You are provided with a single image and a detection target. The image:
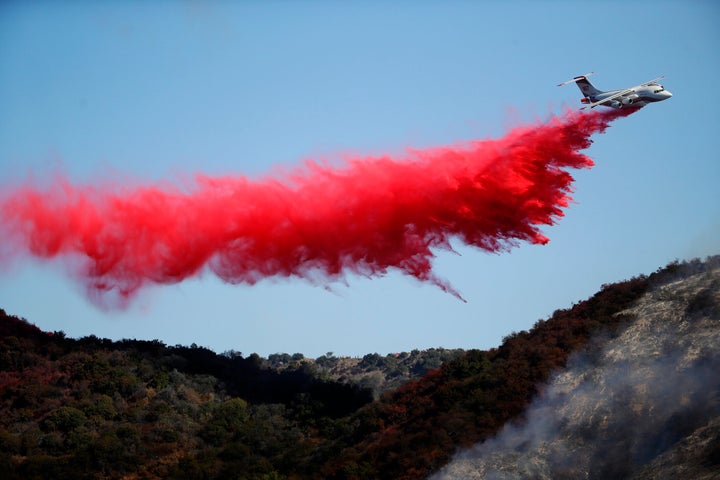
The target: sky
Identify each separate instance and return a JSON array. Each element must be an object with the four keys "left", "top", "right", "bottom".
[{"left": 0, "top": 1, "right": 718, "bottom": 359}]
